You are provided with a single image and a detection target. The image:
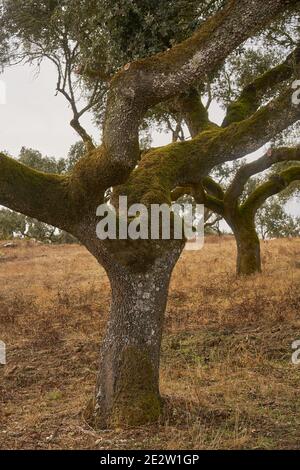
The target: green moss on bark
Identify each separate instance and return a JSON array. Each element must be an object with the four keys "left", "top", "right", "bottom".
[
  {"left": 223, "top": 54, "right": 297, "bottom": 127},
  {"left": 88, "top": 346, "right": 162, "bottom": 429},
  {"left": 115, "top": 127, "right": 226, "bottom": 207},
  {"left": 0, "top": 152, "right": 74, "bottom": 230},
  {"left": 110, "top": 346, "right": 162, "bottom": 428}
]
